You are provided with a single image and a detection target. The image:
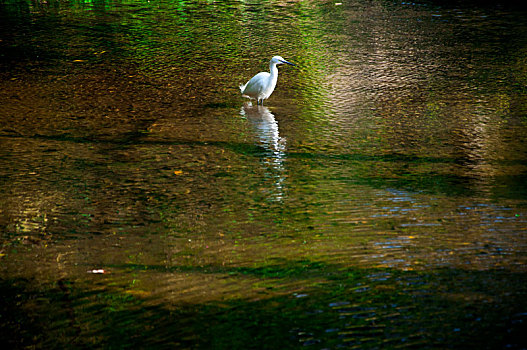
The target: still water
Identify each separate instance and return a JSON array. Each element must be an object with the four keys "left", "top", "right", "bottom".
[{"left": 1, "top": 0, "right": 526, "bottom": 348}]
